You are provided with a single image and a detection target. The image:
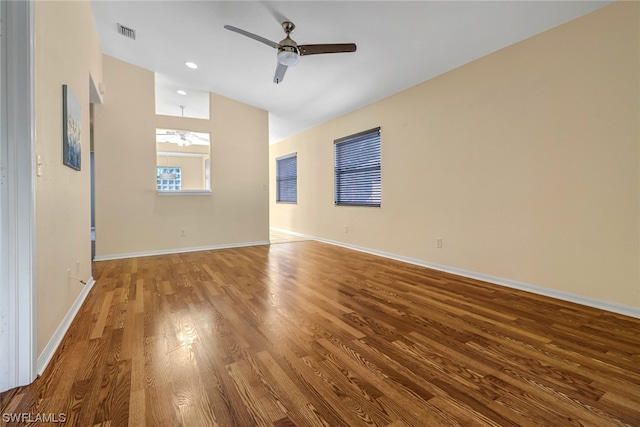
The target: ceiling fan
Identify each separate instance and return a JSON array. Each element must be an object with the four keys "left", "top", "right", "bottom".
[
  {"left": 224, "top": 21, "right": 357, "bottom": 84},
  {"left": 156, "top": 129, "right": 210, "bottom": 147}
]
